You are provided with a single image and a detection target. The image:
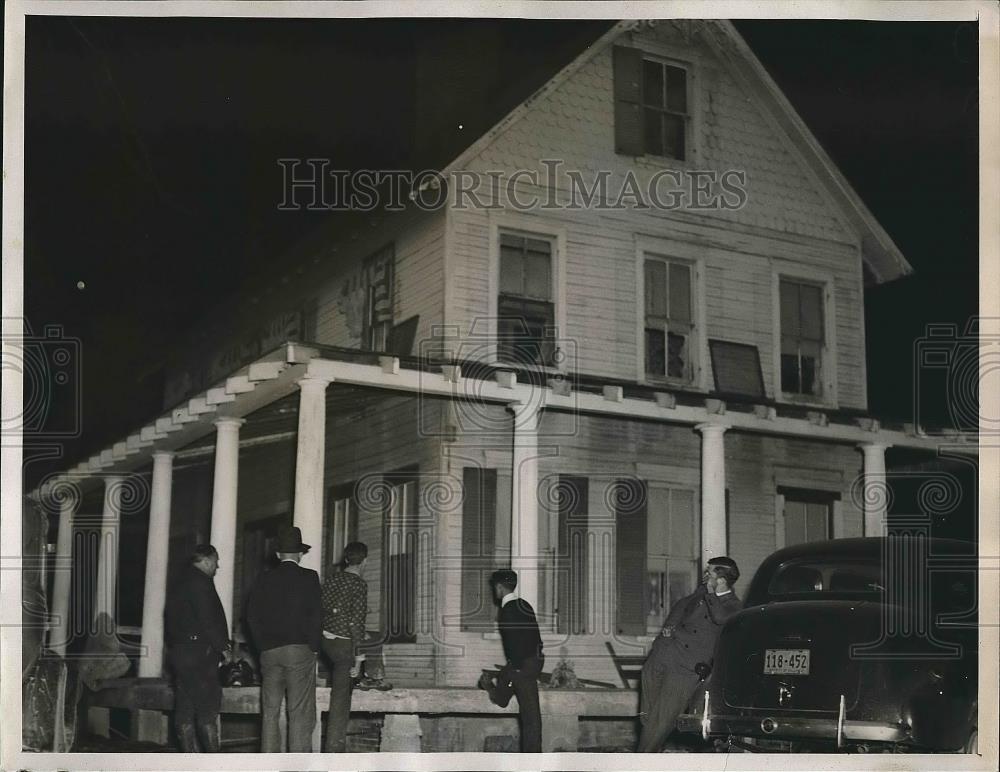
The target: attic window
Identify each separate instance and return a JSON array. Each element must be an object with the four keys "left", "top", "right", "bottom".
[
  {"left": 642, "top": 60, "right": 688, "bottom": 160},
  {"left": 614, "top": 46, "right": 691, "bottom": 161}
]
